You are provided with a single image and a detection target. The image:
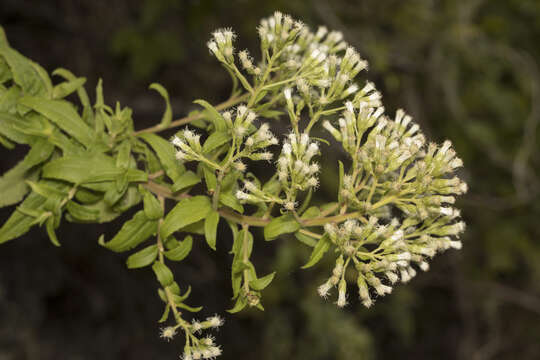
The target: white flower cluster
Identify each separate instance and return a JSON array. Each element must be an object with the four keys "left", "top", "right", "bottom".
[
  {"left": 171, "top": 106, "right": 278, "bottom": 173},
  {"left": 202, "top": 11, "right": 468, "bottom": 313},
  {"left": 318, "top": 216, "right": 466, "bottom": 308},
  {"left": 179, "top": 315, "right": 224, "bottom": 360},
  {"left": 207, "top": 28, "right": 236, "bottom": 64},
  {"left": 277, "top": 133, "right": 320, "bottom": 202},
  {"left": 257, "top": 12, "right": 306, "bottom": 53},
  {"left": 235, "top": 131, "right": 320, "bottom": 210},
  {"left": 172, "top": 128, "right": 203, "bottom": 162}
]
